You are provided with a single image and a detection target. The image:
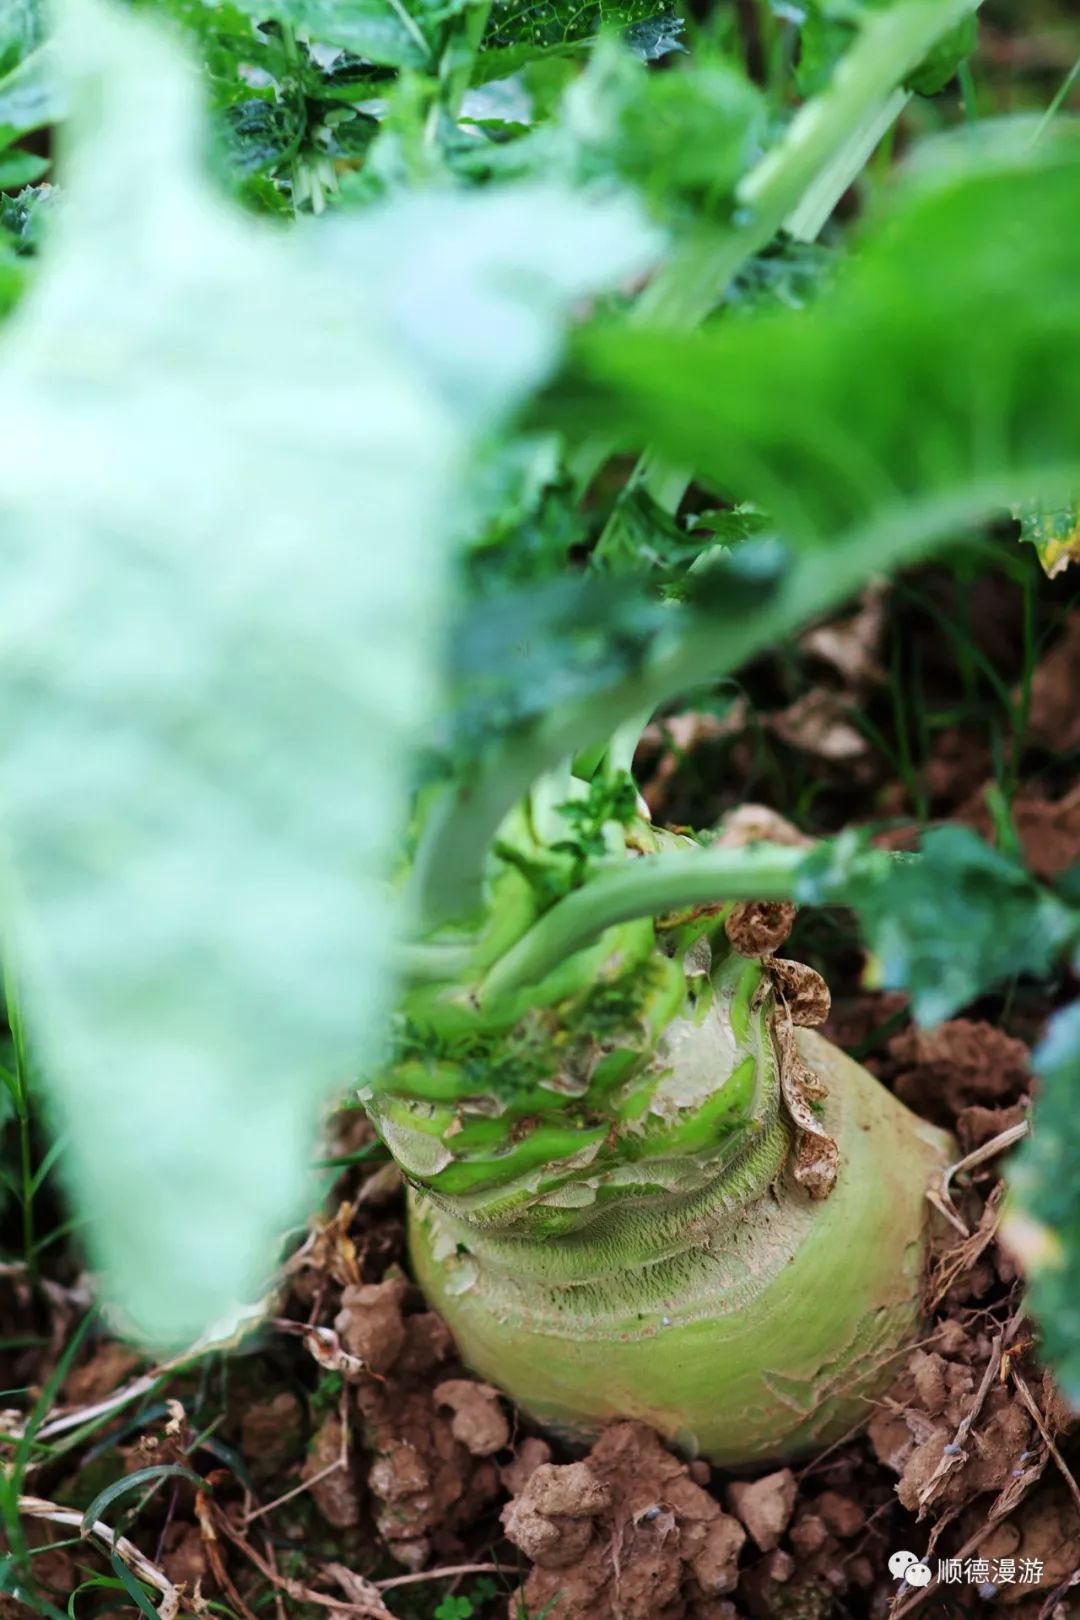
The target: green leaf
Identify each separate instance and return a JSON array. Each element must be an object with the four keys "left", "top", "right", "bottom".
[
  {"left": 1014, "top": 494, "right": 1080, "bottom": 579},
  {"left": 0, "top": 0, "right": 43, "bottom": 74},
  {"left": 0, "top": 0, "right": 653, "bottom": 1344},
  {"left": 478, "top": 0, "right": 680, "bottom": 81},
  {"left": 106, "top": 1553, "right": 159, "bottom": 1620},
  {"left": 572, "top": 138, "right": 1080, "bottom": 553},
  {"left": 622, "top": 10, "right": 684, "bottom": 60},
  {"left": 903, "top": 13, "right": 976, "bottom": 94},
  {"left": 0, "top": 179, "right": 55, "bottom": 250},
  {"left": 815, "top": 827, "right": 1079, "bottom": 1025},
  {"left": 1007, "top": 1004, "right": 1080, "bottom": 1400},
  {"left": 230, "top": 0, "right": 435, "bottom": 69},
  {"left": 218, "top": 97, "right": 305, "bottom": 177},
  {"left": 434, "top": 1597, "right": 475, "bottom": 1620},
  {"left": 81, "top": 1466, "right": 206, "bottom": 1535},
  {"left": 0, "top": 42, "right": 59, "bottom": 141},
  {"left": 562, "top": 42, "right": 766, "bottom": 216},
  {"left": 0, "top": 149, "right": 48, "bottom": 187}
]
